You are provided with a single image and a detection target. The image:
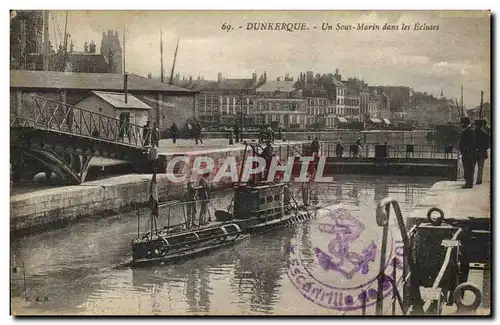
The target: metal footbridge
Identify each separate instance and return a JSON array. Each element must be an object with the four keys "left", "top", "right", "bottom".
[{"left": 11, "top": 95, "right": 151, "bottom": 185}]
